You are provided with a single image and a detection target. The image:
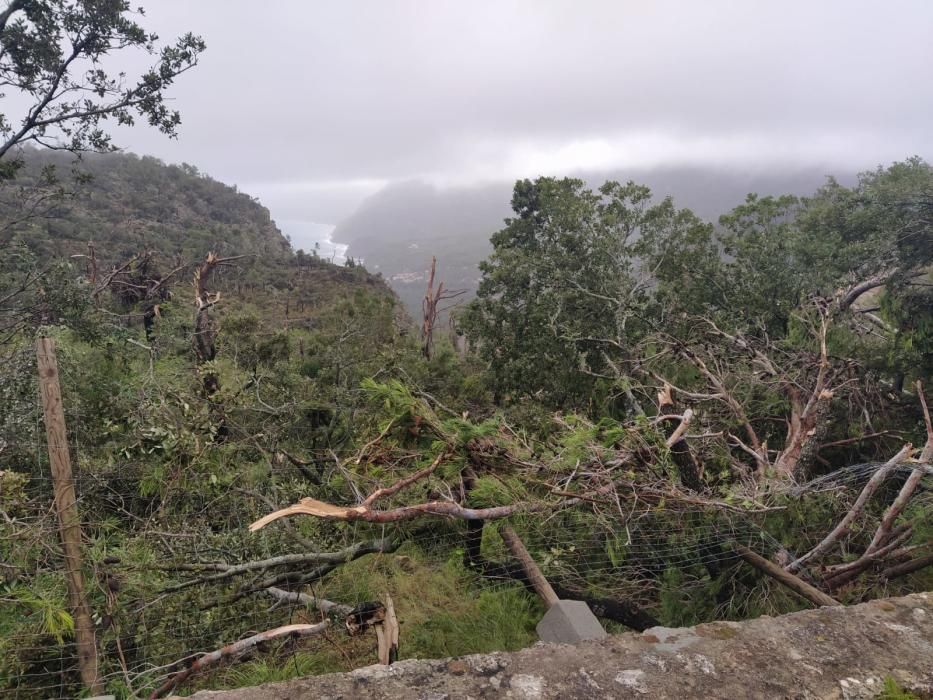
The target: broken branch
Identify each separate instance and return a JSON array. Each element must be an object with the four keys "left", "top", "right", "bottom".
[
  {"left": 785, "top": 444, "right": 914, "bottom": 573},
  {"left": 149, "top": 621, "right": 330, "bottom": 698}
]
